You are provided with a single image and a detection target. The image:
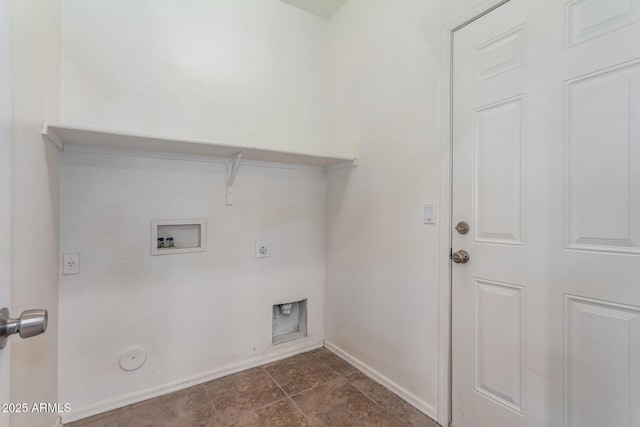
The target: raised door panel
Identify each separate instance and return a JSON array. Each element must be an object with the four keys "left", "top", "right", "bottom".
[
  {"left": 475, "top": 26, "right": 526, "bottom": 82},
  {"left": 473, "top": 96, "right": 525, "bottom": 245},
  {"left": 566, "top": 0, "right": 640, "bottom": 47},
  {"left": 473, "top": 279, "right": 525, "bottom": 414},
  {"left": 565, "top": 295, "right": 640, "bottom": 427},
  {"left": 566, "top": 61, "right": 640, "bottom": 254}
]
